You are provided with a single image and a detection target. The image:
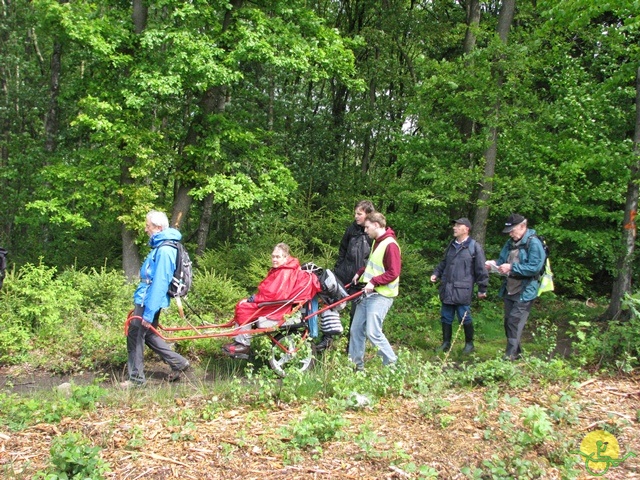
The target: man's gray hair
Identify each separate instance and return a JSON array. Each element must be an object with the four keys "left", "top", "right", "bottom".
[{"left": 147, "top": 210, "right": 169, "bottom": 230}]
